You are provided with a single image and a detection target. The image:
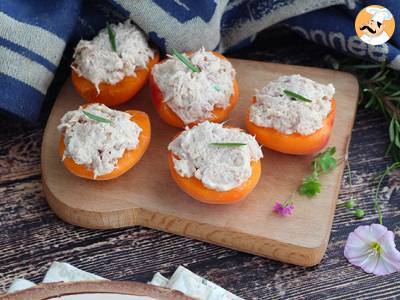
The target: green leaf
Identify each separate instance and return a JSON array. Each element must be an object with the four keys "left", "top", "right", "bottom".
[
  {"left": 389, "top": 90, "right": 400, "bottom": 97},
  {"left": 389, "top": 117, "right": 395, "bottom": 142},
  {"left": 350, "top": 64, "right": 383, "bottom": 70},
  {"left": 312, "top": 147, "right": 337, "bottom": 173},
  {"left": 82, "top": 110, "right": 112, "bottom": 124},
  {"left": 106, "top": 23, "right": 117, "bottom": 52},
  {"left": 364, "top": 95, "right": 377, "bottom": 109},
  {"left": 354, "top": 209, "right": 365, "bottom": 219},
  {"left": 298, "top": 147, "right": 337, "bottom": 198},
  {"left": 171, "top": 48, "right": 200, "bottom": 72},
  {"left": 370, "top": 70, "right": 384, "bottom": 81},
  {"left": 283, "top": 90, "right": 312, "bottom": 103},
  {"left": 395, "top": 133, "right": 400, "bottom": 148},
  {"left": 210, "top": 142, "right": 247, "bottom": 147},
  {"left": 299, "top": 173, "right": 321, "bottom": 197},
  {"left": 345, "top": 199, "right": 355, "bottom": 209}
]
